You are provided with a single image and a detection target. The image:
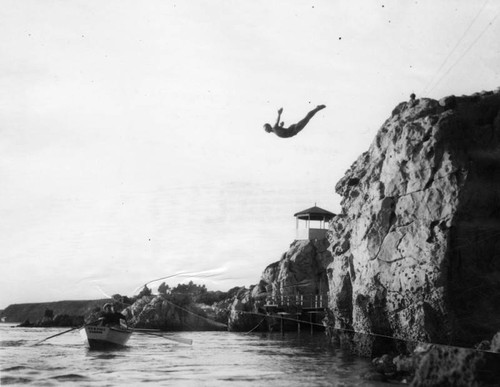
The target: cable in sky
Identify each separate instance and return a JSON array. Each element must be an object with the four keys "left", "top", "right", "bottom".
[
  {"left": 427, "top": 6, "right": 500, "bottom": 96},
  {"left": 421, "top": 0, "right": 490, "bottom": 96},
  {"left": 133, "top": 267, "right": 228, "bottom": 293}
]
